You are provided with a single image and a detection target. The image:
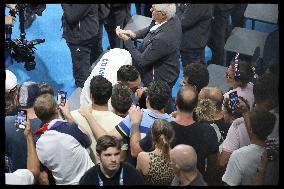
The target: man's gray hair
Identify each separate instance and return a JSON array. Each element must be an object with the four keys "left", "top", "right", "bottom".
[{"left": 155, "top": 4, "right": 176, "bottom": 20}]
